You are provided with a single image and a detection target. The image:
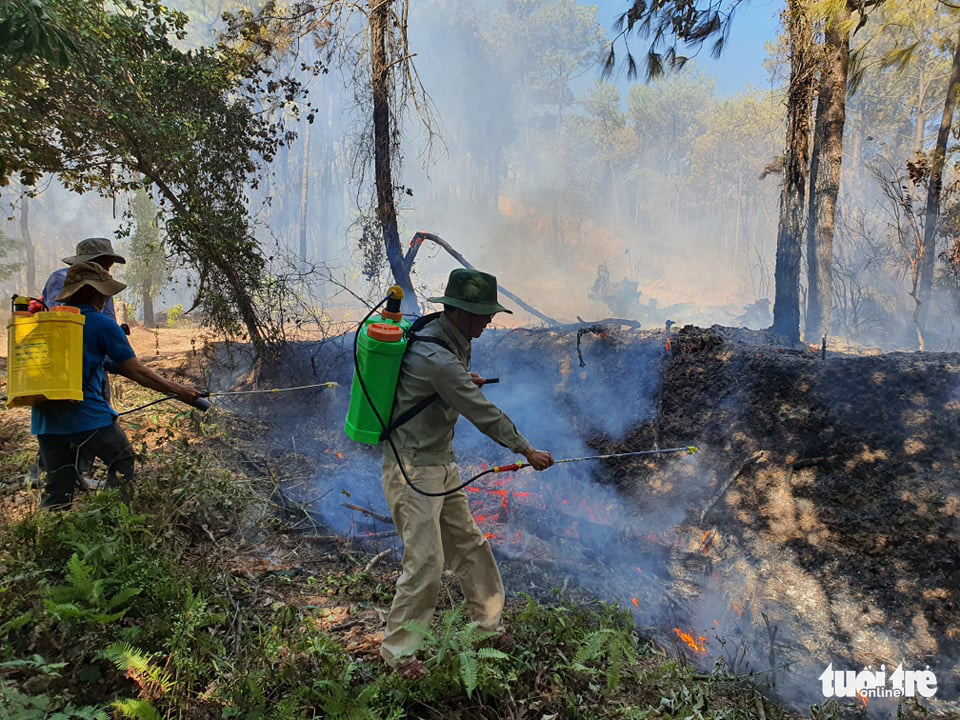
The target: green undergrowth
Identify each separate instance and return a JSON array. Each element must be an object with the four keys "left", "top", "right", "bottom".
[
  {"left": 0, "top": 381, "right": 934, "bottom": 720},
  {"left": 0, "top": 484, "right": 801, "bottom": 720}
]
